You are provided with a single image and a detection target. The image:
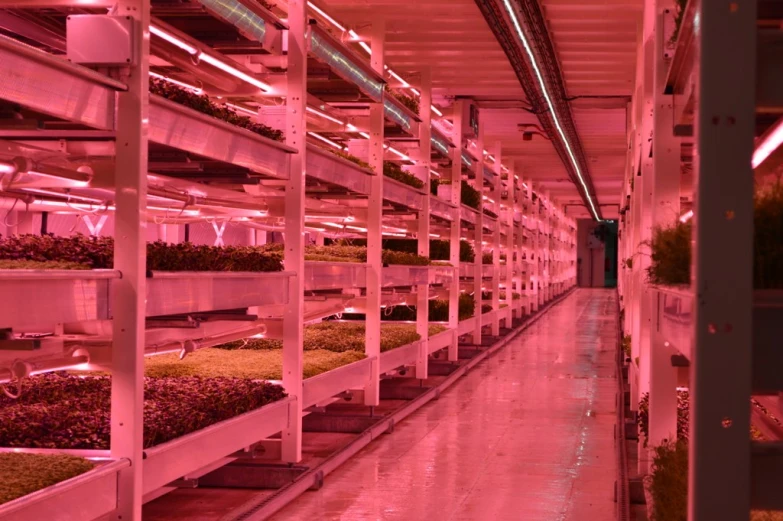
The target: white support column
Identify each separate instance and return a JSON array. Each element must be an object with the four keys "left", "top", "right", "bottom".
[
  {"left": 504, "top": 163, "right": 516, "bottom": 322},
  {"left": 636, "top": 0, "right": 656, "bottom": 429},
  {"left": 415, "top": 68, "right": 432, "bottom": 379},
  {"left": 472, "top": 124, "right": 485, "bottom": 345},
  {"left": 447, "top": 100, "right": 464, "bottom": 361},
  {"left": 111, "top": 2, "right": 149, "bottom": 519},
  {"left": 531, "top": 187, "right": 540, "bottom": 312},
  {"left": 648, "top": 0, "right": 680, "bottom": 451},
  {"left": 364, "top": 19, "right": 385, "bottom": 405},
  {"left": 491, "top": 142, "right": 501, "bottom": 334},
  {"left": 281, "top": 0, "right": 307, "bottom": 462},
  {"left": 690, "top": 1, "right": 755, "bottom": 519}
]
